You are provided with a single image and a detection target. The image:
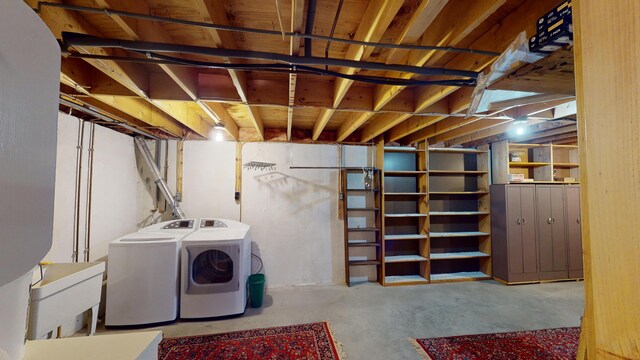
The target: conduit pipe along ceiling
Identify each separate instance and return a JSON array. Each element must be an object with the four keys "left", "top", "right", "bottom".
[{"left": 60, "top": 32, "right": 483, "bottom": 87}]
